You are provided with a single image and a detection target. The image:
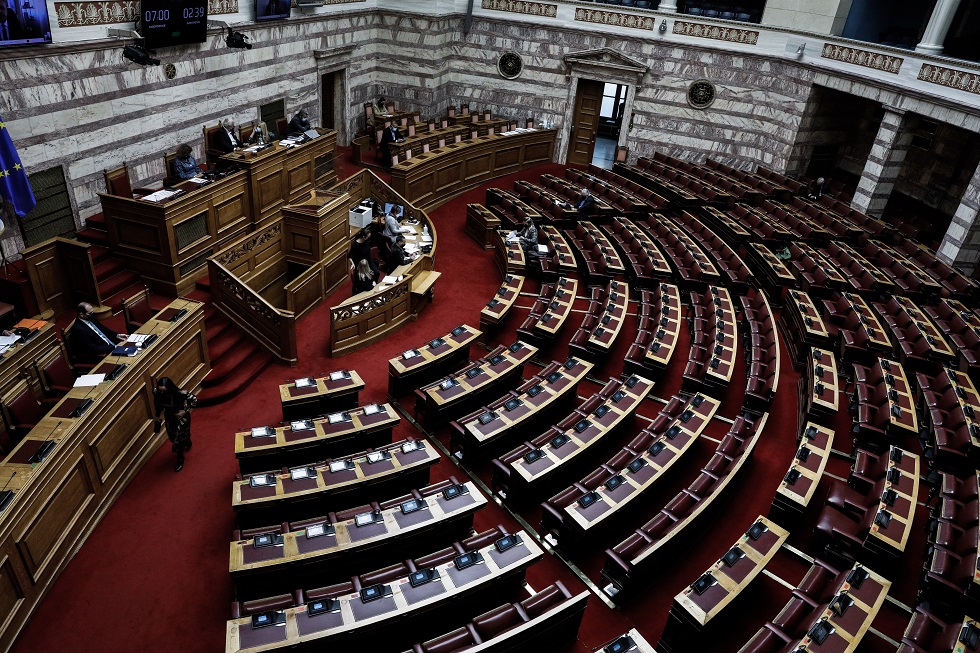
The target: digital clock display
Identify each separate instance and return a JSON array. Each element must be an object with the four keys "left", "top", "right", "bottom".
[{"left": 140, "top": 0, "right": 208, "bottom": 49}]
